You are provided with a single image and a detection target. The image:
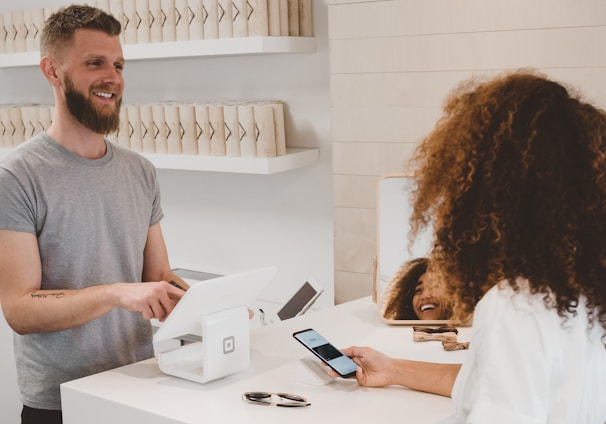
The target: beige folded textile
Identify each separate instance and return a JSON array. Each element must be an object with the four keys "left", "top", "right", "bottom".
[
  {"left": 412, "top": 325, "right": 458, "bottom": 343},
  {"left": 442, "top": 340, "right": 470, "bottom": 351}
]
